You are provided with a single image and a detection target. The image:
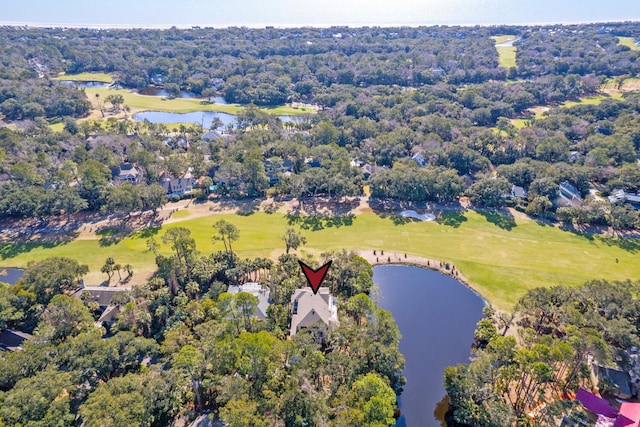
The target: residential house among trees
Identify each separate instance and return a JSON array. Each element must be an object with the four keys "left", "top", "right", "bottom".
[
  {"left": 559, "top": 181, "right": 583, "bottom": 206},
  {"left": 227, "top": 282, "right": 271, "bottom": 320},
  {"left": 290, "top": 287, "right": 339, "bottom": 342},
  {"left": 111, "top": 163, "right": 143, "bottom": 185},
  {"left": 159, "top": 174, "right": 194, "bottom": 197},
  {"left": 0, "top": 330, "right": 32, "bottom": 351}
]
